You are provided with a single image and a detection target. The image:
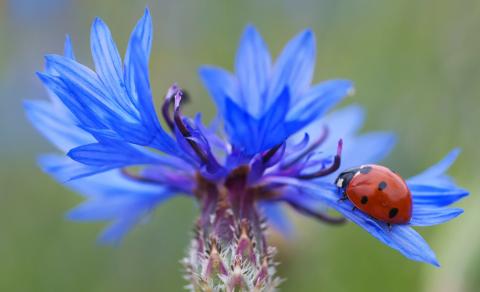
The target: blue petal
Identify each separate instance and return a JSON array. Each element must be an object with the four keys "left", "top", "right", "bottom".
[
  {"left": 90, "top": 17, "right": 132, "bottom": 113},
  {"left": 223, "top": 96, "right": 255, "bottom": 152},
  {"left": 407, "top": 149, "right": 468, "bottom": 209},
  {"left": 42, "top": 58, "right": 141, "bottom": 143},
  {"left": 38, "top": 70, "right": 151, "bottom": 149},
  {"left": 44, "top": 55, "right": 117, "bottom": 114},
  {"left": 324, "top": 188, "right": 438, "bottom": 266},
  {"left": 97, "top": 218, "right": 139, "bottom": 245},
  {"left": 410, "top": 207, "right": 463, "bottom": 226},
  {"left": 42, "top": 48, "right": 179, "bottom": 155},
  {"left": 60, "top": 163, "right": 168, "bottom": 196},
  {"left": 125, "top": 8, "right": 152, "bottom": 62},
  {"left": 63, "top": 169, "right": 174, "bottom": 244},
  {"left": 256, "top": 87, "right": 291, "bottom": 150},
  {"left": 42, "top": 155, "right": 176, "bottom": 244},
  {"left": 198, "top": 66, "right": 239, "bottom": 115},
  {"left": 287, "top": 79, "right": 354, "bottom": 123},
  {"left": 408, "top": 149, "right": 461, "bottom": 188},
  {"left": 321, "top": 106, "right": 396, "bottom": 166},
  {"left": 64, "top": 35, "right": 76, "bottom": 60},
  {"left": 39, "top": 154, "right": 112, "bottom": 181},
  {"left": 129, "top": 38, "right": 181, "bottom": 154},
  {"left": 24, "top": 100, "right": 94, "bottom": 152},
  {"left": 36, "top": 72, "right": 106, "bottom": 130},
  {"left": 235, "top": 25, "right": 271, "bottom": 116},
  {"left": 260, "top": 202, "right": 293, "bottom": 237},
  {"left": 124, "top": 8, "right": 153, "bottom": 104},
  {"left": 345, "top": 212, "right": 439, "bottom": 266},
  {"left": 224, "top": 87, "right": 292, "bottom": 154},
  {"left": 340, "top": 132, "right": 396, "bottom": 169},
  {"left": 268, "top": 29, "right": 316, "bottom": 105},
  {"left": 67, "top": 142, "right": 163, "bottom": 168},
  {"left": 67, "top": 197, "right": 156, "bottom": 221},
  {"left": 410, "top": 185, "right": 468, "bottom": 208},
  {"left": 45, "top": 36, "right": 76, "bottom": 75},
  {"left": 290, "top": 104, "right": 365, "bottom": 149}
]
